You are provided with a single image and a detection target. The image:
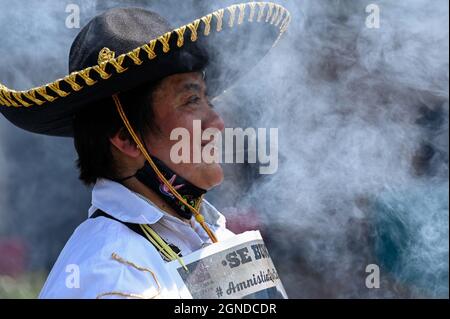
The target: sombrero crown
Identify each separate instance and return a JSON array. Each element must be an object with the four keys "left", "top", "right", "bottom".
[{"left": 0, "top": 2, "right": 291, "bottom": 137}]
